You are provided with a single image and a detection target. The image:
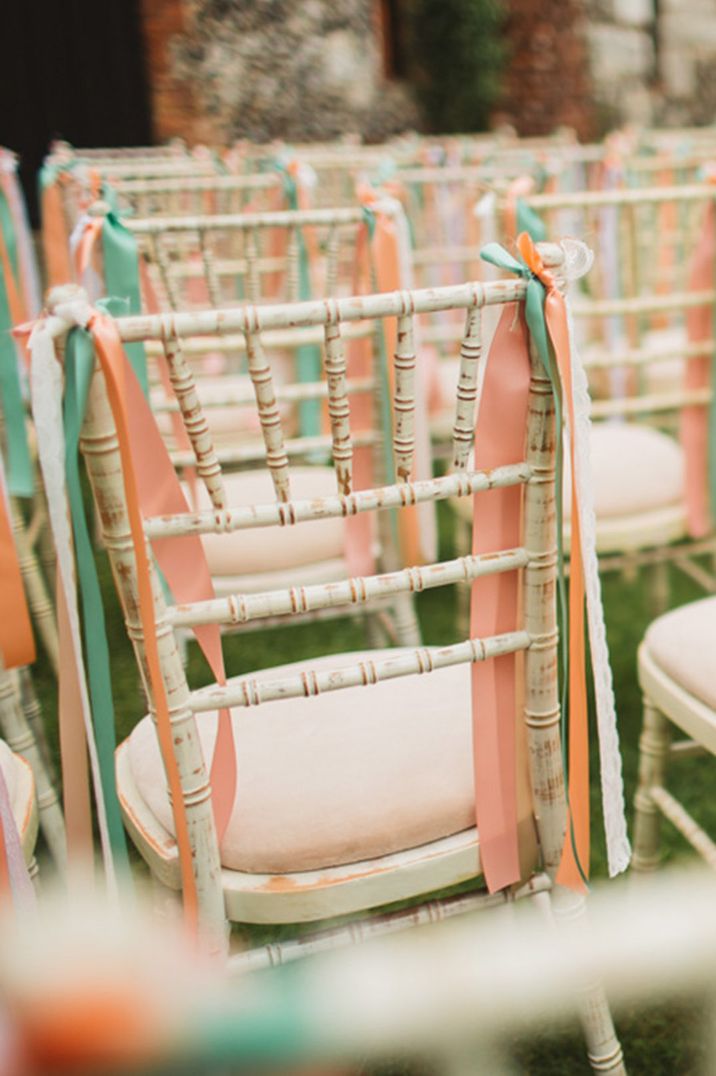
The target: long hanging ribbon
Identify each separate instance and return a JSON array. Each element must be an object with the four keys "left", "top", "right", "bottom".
[
  {"left": 39, "top": 163, "right": 75, "bottom": 288},
  {"left": 27, "top": 320, "right": 116, "bottom": 884},
  {"left": 682, "top": 198, "right": 716, "bottom": 537},
  {"left": 0, "top": 448, "right": 34, "bottom": 670},
  {"left": 0, "top": 150, "right": 41, "bottom": 317},
  {"left": 100, "top": 212, "right": 150, "bottom": 396},
  {"left": 63, "top": 327, "right": 131, "bottom": 867},
  {"left": 0, "top": 450, "right": 36, "bottom": 908},
  {"left": 26, "top": 298, "right": 238, "bottom": 925},
  {"left": 469, "top": 302, "right": 531, "bottom": 891},
  {"left": 74, "top": 227, "right": 234, "bottom": 814},
  {"left": 0, "top": 224, "right": 33, "bottom": 497}
]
